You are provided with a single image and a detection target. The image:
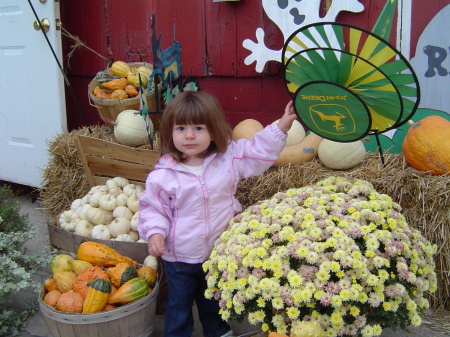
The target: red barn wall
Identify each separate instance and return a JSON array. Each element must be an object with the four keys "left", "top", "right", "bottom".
[{"left": 60, "top": 0, "right": 450, "bottom": 131}]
